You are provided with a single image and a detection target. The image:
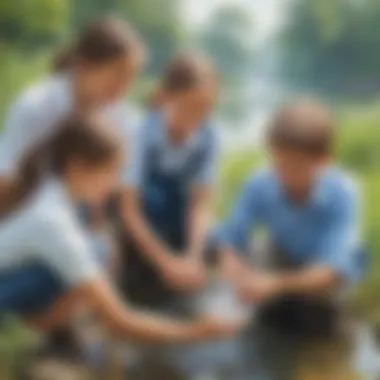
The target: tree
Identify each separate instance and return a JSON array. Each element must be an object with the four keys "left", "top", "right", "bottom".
[
  {"left": 198, "top": 6, "right": 255, "bottom": 86},
  {"left": 196, "top": 6, "right": 255, "bottom": 122},
  {"left": 0, "top": 0, "right": 69, "bottom": 49},
  {"left": 279, "top": 0, "right": 380, "bottom": 96}
]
